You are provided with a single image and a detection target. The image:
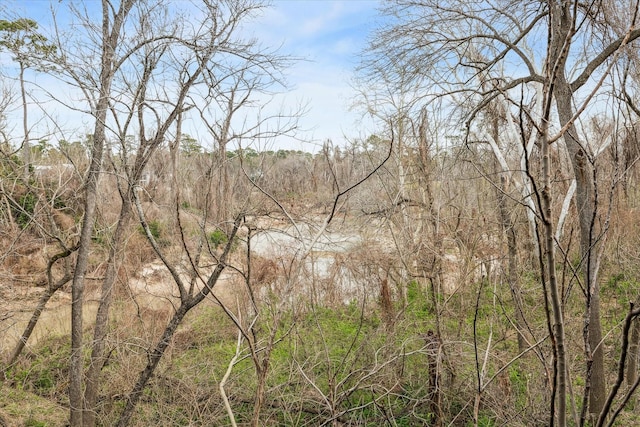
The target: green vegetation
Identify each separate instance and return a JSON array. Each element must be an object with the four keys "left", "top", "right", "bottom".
[
  {"left": 1, "top": 338, "right": 69, "bottom": 426},
  {"left": 3, "top": 2, "right": 640, "bottom": 425},
  {"left": 137, "top": 219, "right": 170, "bottom": 246},
  {"left": 207, "top": 228, "right": 228, "bottom": 248},
  {"left": 406, "top": 279, "right": 432, "bottom": 321},
  {"left": 0, "top": 386, "right": 66, "bottom": 427},
  {"left": 3, "top": 265, "right": 639, "bottom": 425},
  {"left": 15, "top": 191, "right": 37, "bottom": 229}
]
